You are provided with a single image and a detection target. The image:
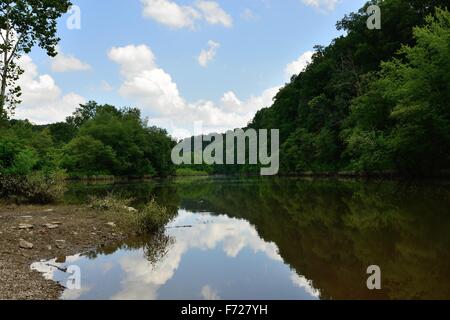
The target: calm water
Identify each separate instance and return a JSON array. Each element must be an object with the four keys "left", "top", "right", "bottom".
[{"left": 32, "top": 177, "right": 450, "bottom": 300}]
